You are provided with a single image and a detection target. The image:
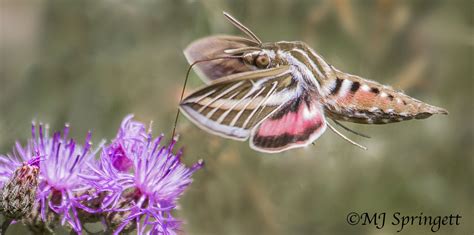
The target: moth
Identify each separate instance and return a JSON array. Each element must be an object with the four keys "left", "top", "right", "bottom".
[{"left": 178, "top": 12, "right": 447, "bottom": 153}]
